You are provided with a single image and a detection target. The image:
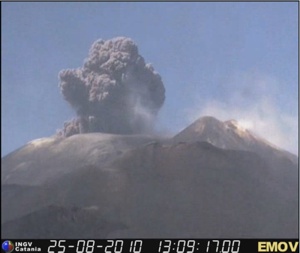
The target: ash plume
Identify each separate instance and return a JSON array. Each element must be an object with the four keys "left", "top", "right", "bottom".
[{"left": 58, "top": 37, "right": 165, "bottom": 137}]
